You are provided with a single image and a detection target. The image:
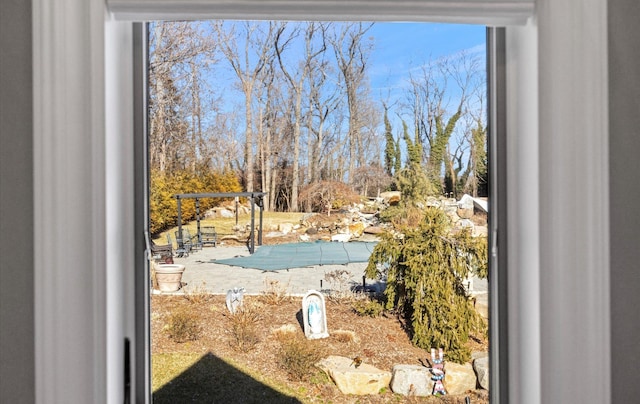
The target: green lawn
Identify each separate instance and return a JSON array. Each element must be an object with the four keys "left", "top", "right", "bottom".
[
  {"left": 152, "top": 352, "right": 302, "bottom": 403},
  {"left": 152, "top": 212, "right": 306, "bottom": 246}
]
